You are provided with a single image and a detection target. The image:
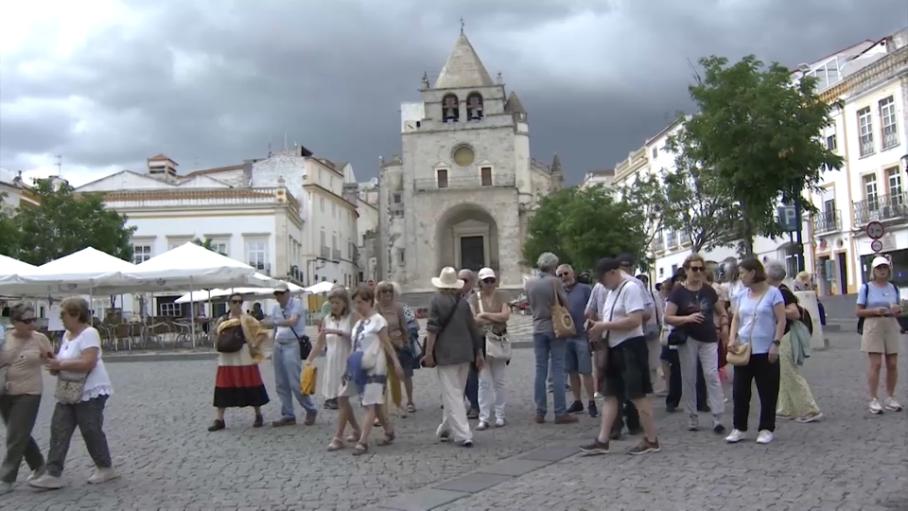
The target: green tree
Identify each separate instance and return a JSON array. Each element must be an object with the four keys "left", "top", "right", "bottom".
[
  {"left": 523, "top": 186, "right": 647, "bottom": 272},
  {"left": 681, "top": 55, "right": 843, "bottom": 255},
  {"left": 663, "top": 134, "right": 738, "bottom": 253},
  {"left": 0, "top": 193, "right": 21, "bottom": 256},
  {"left": 13, "top": 179, "right": 135, "bottom": 265},
  {"left": 617, "top": 172, "right": 669, "bottom": 268}
]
